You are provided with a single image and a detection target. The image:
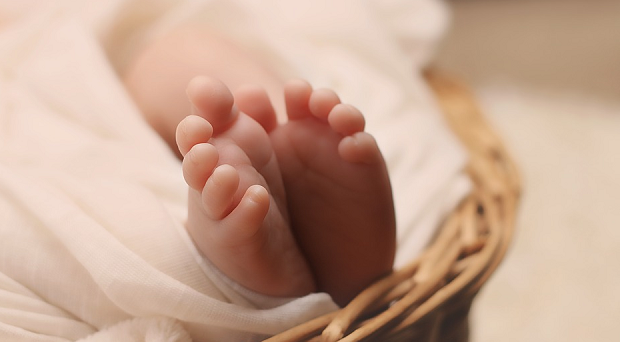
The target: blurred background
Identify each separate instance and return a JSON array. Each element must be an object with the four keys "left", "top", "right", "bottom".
[{"left": 434, "top": 0, "right": 620, "bottom": 341}]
